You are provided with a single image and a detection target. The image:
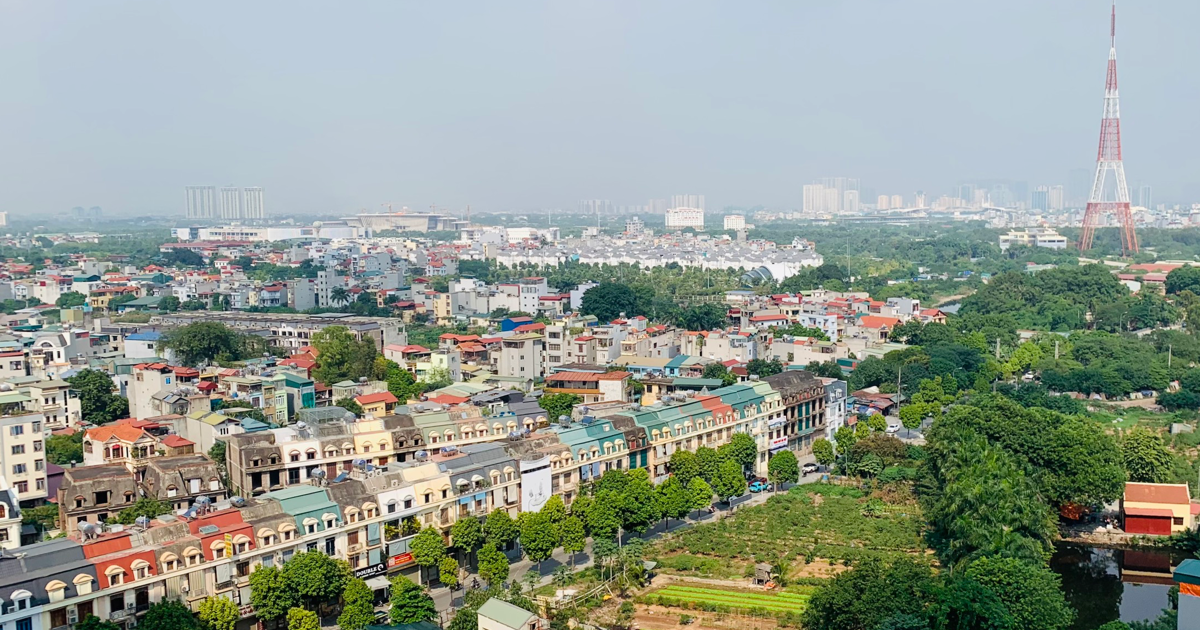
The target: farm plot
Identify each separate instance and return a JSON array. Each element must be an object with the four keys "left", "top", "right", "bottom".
[{"left": 641, "top": 583, "right": 810, "bottom": 617}]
